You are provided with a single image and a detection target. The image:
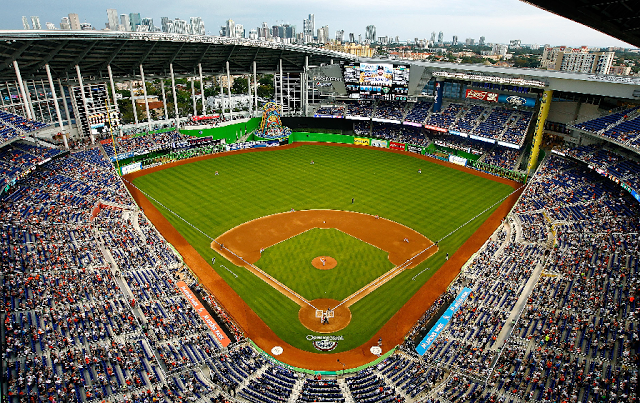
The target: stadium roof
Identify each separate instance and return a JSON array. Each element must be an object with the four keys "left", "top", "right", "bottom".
[
  {"left": 522, "top": 0, "right": 640, "bottom": 48},
  {"left": 0, "top": 30, "right": 357, "bottom": 83}
]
